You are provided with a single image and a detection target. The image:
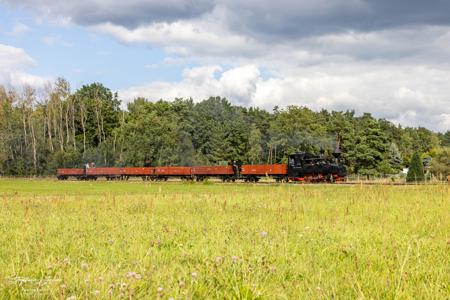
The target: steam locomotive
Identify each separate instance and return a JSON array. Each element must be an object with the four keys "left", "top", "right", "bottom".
[{"left": 57, "top": 151, "right": 347, "bottom": 182}]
